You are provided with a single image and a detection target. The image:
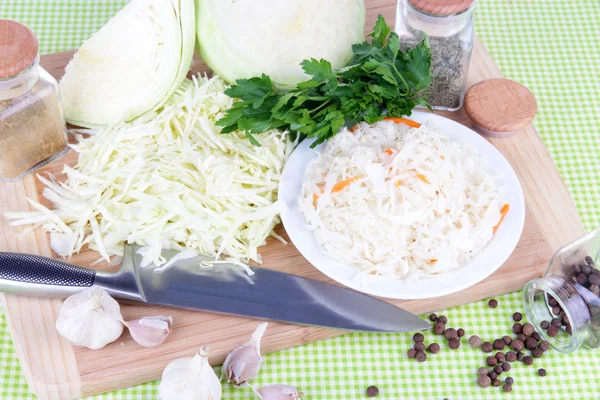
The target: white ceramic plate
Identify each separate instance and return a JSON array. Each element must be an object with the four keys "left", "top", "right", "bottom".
[{"left": 279, "top": 111, "right": 526, "bottom": 300}]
